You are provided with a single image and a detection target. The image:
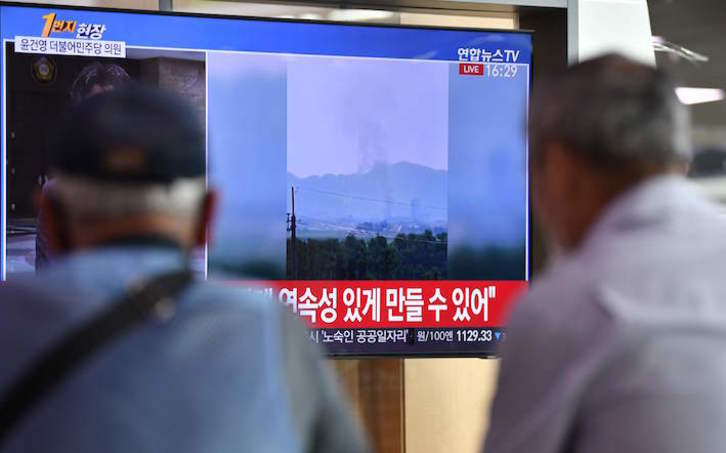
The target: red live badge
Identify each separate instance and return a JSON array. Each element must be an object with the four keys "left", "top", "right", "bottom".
[{"left": 459, "top": 63, "right": 484, "bottom": 76}]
